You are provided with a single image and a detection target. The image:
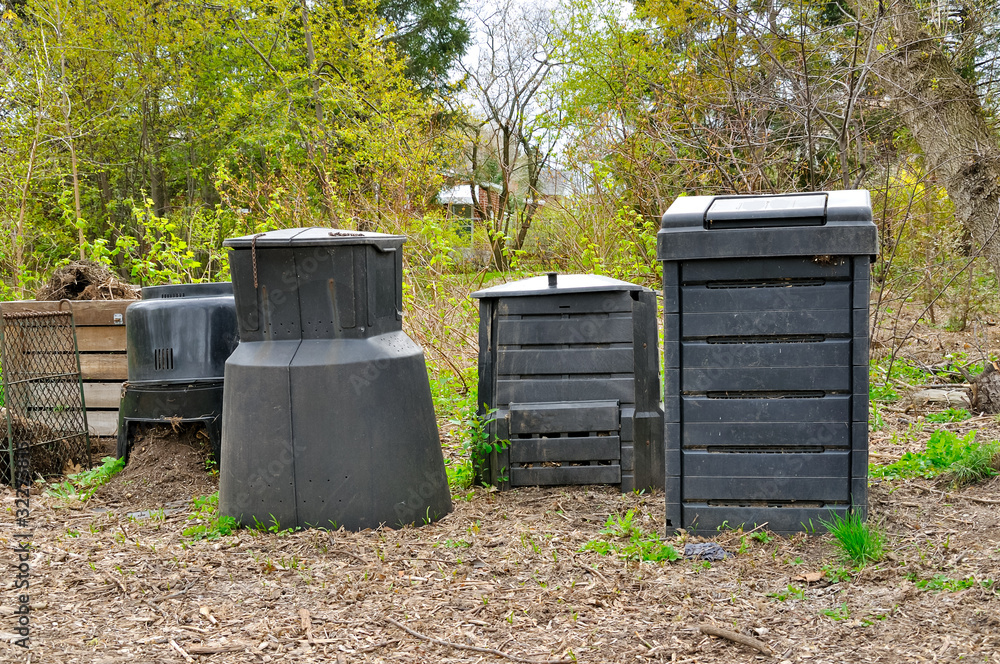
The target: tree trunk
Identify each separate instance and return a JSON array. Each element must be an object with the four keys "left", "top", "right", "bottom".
[
  {"left": 857, "top": 0, "right": 1000, "bottom": 274},
  {"left": 15, "top": 112, "right": 42, "bottom": 297}
]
